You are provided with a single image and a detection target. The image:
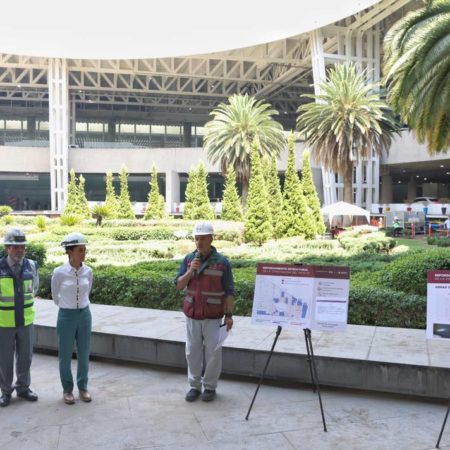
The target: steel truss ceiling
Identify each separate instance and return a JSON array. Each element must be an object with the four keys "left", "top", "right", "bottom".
[{"left": 0, "top": 0, "right": 417, "bottom": 125}]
